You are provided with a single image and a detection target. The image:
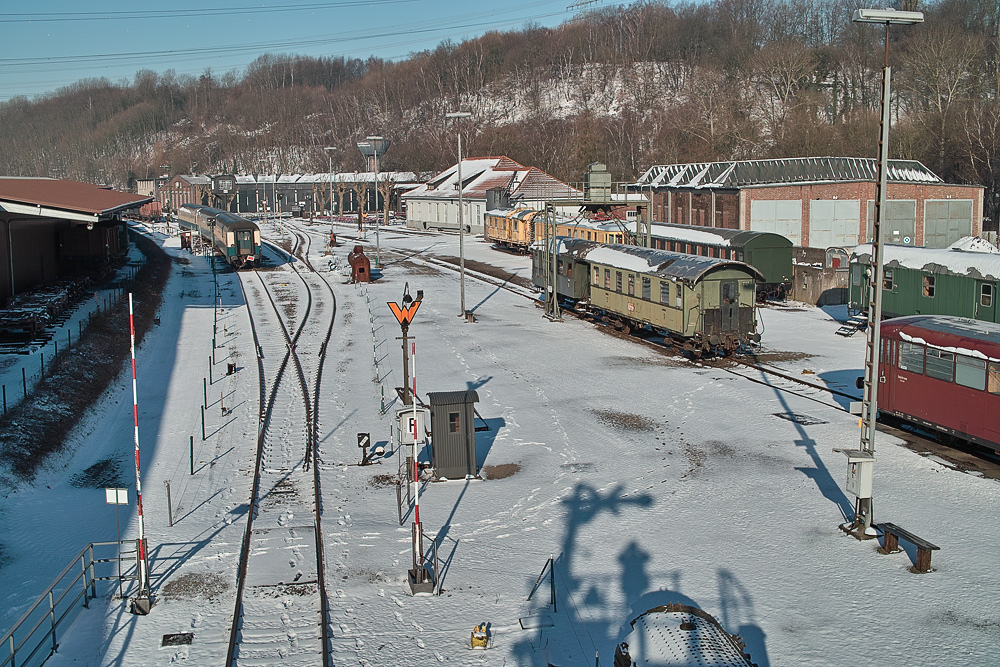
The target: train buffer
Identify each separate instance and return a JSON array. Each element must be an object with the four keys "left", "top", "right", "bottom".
[
  {"left": 836, "top": 314, "right": 868, "bottom": 337},
  {"left": 877, "top": 522, "right": 939, "bottom": 573}
]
